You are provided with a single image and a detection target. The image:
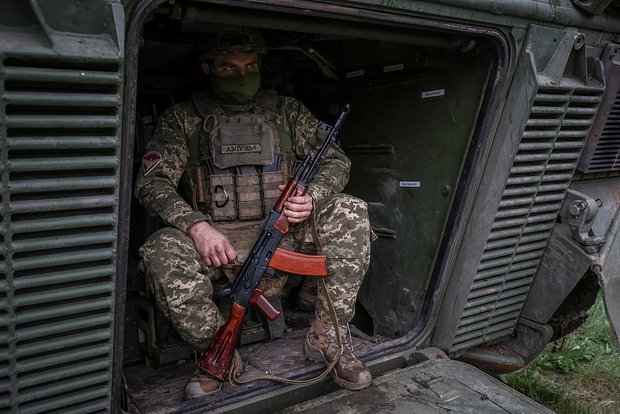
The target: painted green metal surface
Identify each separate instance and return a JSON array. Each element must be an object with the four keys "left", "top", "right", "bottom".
[
  {"left": 3, "top": 0, "right": 620, "bottom": 412},
  {"left": 279, "top": 350, "right": 554, "bottom": 414},
  {"left": 0, "top": 1, "right": 124, "bottom": 412},
  {"left": 336, "top": 0, "right": 620, "bottom": 33},
  {"left": 342, "top": 46, "right": 494, "bottom": 338},
  {"left": 434, "top": 24, "right": 606, "bottom": 353}
]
